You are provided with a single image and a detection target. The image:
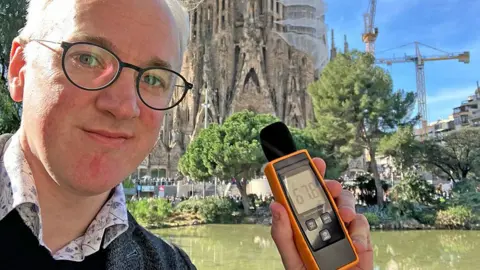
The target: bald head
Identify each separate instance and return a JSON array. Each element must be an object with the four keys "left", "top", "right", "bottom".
[{"left": 19, "top": 0, "right": 190, "bottom": 69}]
